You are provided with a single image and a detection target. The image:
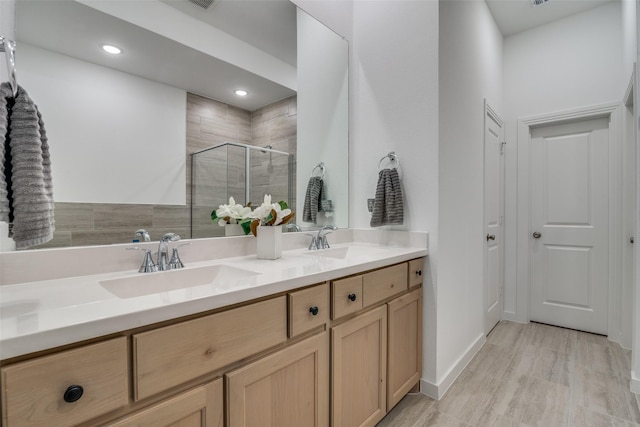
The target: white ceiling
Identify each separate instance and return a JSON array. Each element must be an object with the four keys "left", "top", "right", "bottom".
[
  {"left": 161, "top": 0, "right": 297, "bottom": 67},
  {"left": 16, "top": 0, "right": 617, "bottom": 111},
  {"left": 486, "top": 0, "right": 616, "bottom": 36},
  {"left": 15, "top": 0, "right": 297, "bottom": 111}
]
